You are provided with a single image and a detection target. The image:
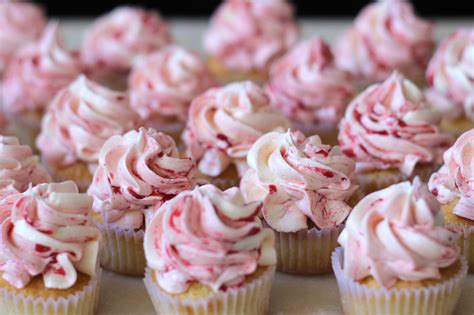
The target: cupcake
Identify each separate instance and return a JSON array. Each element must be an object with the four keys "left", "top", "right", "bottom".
[
  {"left": 81, "top": 6, "right": 172, "bottom": 90},
  {"left": 128, "top": 45, "right": 217, "bottom": 142},
  {"left": 203, "top": 0, "right": 299, "bottom": 84},
  {"left": 1, "top": 22, "right": 82, "bottom": 149},
  {"left": 335, "top": 0, "right": 434, "bottom": 88},
  {"left": 0, "top": 181, "right": 102, "bottom": 315},
  {"left": 241, "top": 129, "right": 358, "bottom": 274},
  {"left": 0, "top": 111, "right": 7, "bottom": 135},
  {"left": 333, "top": 178, "right": 467, "bottom": 315},
  {"left": 144, "top": 184, "right": 276, "bottom": 314},
  {"left": 87, "top": 128, "right": 198, "bottom": 276},
  {"left": 338, "top": 72, "right": 453, "bottom": 195},
  {"left": 426, "top": 28, "right": 474, "bottom": 137},
  {"left": 266, "top": 37, "right": 354, "bottom": 145},
  {"left": 36, "top": 75, "right": 138, "bottom": 192},
  {"left": 0, "top": 1, "right": 45, "bottom": 77},
  {"left": 429, "top": 129, "right": 474, "bottom": 271},
  {"left": 183, "top": 81, "right": 291, "bottom": 189}
]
